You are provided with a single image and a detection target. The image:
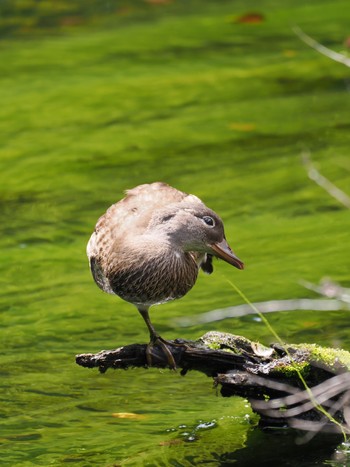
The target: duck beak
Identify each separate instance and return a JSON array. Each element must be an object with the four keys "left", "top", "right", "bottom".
[{"left": 210, "top": 238, "right": 244, "bottom": 270}]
